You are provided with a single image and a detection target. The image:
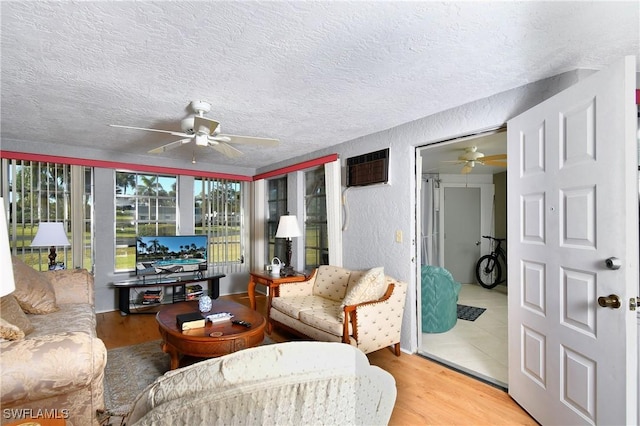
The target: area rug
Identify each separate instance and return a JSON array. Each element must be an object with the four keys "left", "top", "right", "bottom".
[
  {"left": 102, "top": 335, "right": 275, "bottom": 421},
  {"left": 457, "top": 304, "right": 486, "bottom": 321}
]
